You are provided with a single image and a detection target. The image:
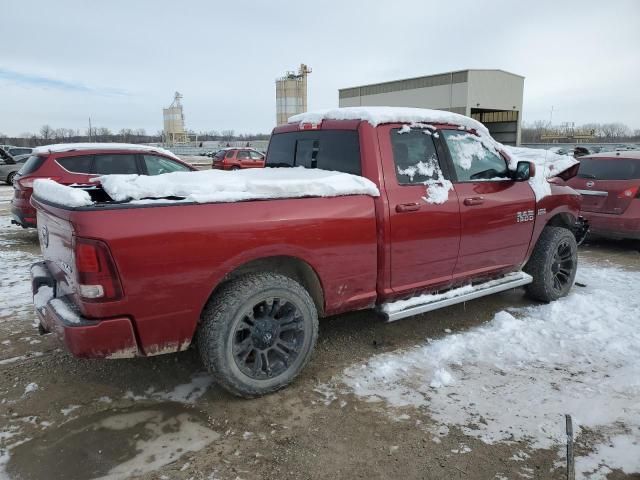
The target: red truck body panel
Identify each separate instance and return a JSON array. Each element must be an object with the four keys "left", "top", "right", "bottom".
[{"left": 31, "top": 119, "right": 581, "bottom": 359}]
